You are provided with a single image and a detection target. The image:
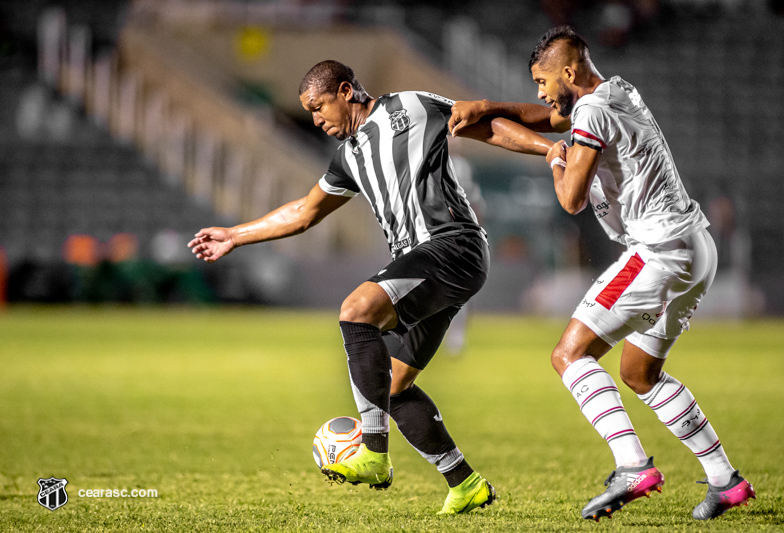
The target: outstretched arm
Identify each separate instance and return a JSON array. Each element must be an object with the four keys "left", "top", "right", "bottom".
[
  {"left": 455, "top": 116, "right": 554, "bottom": 156},
  {"left": 450, "top": 100, "right": 571, "bottom": 136},
  {"left": 188, "top": 183, "right": 351, "bottom": 262}
]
